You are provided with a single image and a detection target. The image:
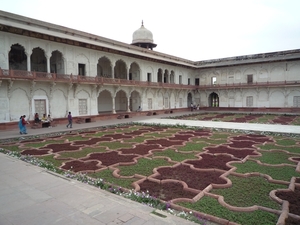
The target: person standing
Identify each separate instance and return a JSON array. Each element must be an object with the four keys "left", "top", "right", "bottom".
[
  {"left": 66, "top": 111, "right": 72, "bottom": 128},
  {"left": 18, "top": 115, "right": 23, "bottom": 134},
  {"left": 190, "top": 103, "right": 193, "bottom": 111},
  {"left": 21, "top": 115, "right": 28, "bottom": 134}
]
